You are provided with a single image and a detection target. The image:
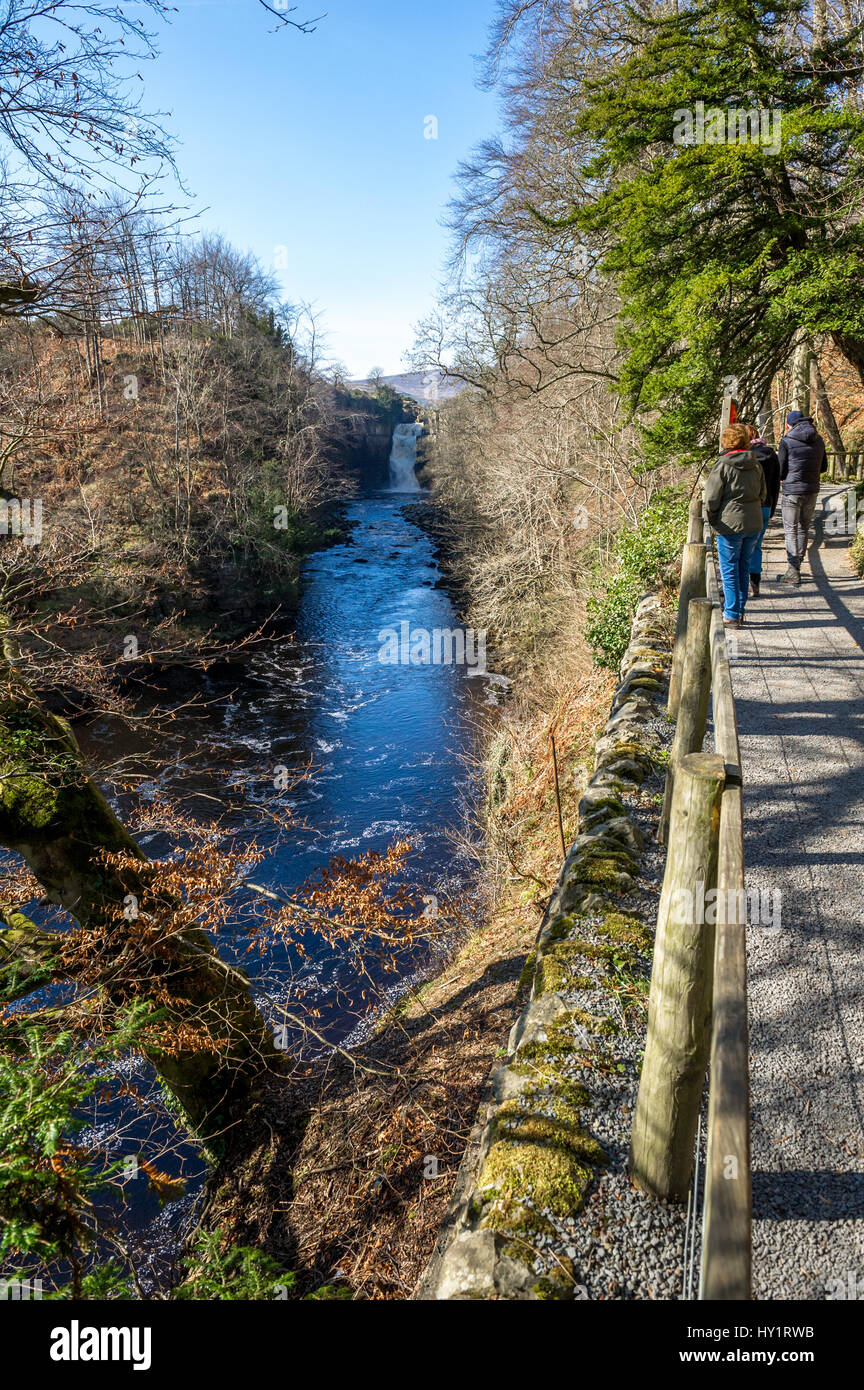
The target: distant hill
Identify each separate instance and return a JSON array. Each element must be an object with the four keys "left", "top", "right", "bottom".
[{"left": 349, "top": 369, "right": 465, "bottom": 405}]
